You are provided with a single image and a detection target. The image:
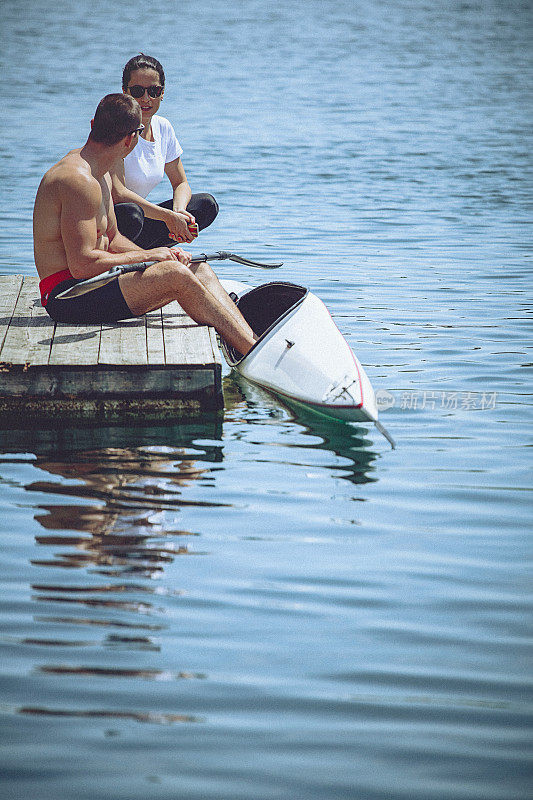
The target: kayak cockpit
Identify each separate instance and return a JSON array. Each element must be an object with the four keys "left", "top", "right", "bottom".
[{"left": 225, "top": 282, "right": 307, "bottom": 365}]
